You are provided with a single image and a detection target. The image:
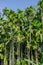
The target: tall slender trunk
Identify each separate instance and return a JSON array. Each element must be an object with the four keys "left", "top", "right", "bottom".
[
  {"left": 11, "top": 40, "right": 14, "bottom": 65},
  {"left": 27, "top": 37, "right": 30, "bottom": 65},
  {"left": 27, "top": 29, "right": 31, "bottom": 65},
  {"left": 17, "top": 43, "right": 20, "bottom": 65},
  {"left": 9, "top": 40, "right": 14, "bottom": 65},
  {"left": 4, "top": 45, "right": 7, "bottom": 65},
  {"left": 28, "top": 22, "right": 32, "bottom": 65},
  {"left": 35, "top": 51, "right": 38, "bottom": 65},
  {"left": 27, "top": 49, "right": 30, "bottom": 65},
  {"left": 9, "top": 44, "right": 12, "bottom": 65},
  {"left": 30, "top": 48, "right": 34, "bottom": 65}
]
